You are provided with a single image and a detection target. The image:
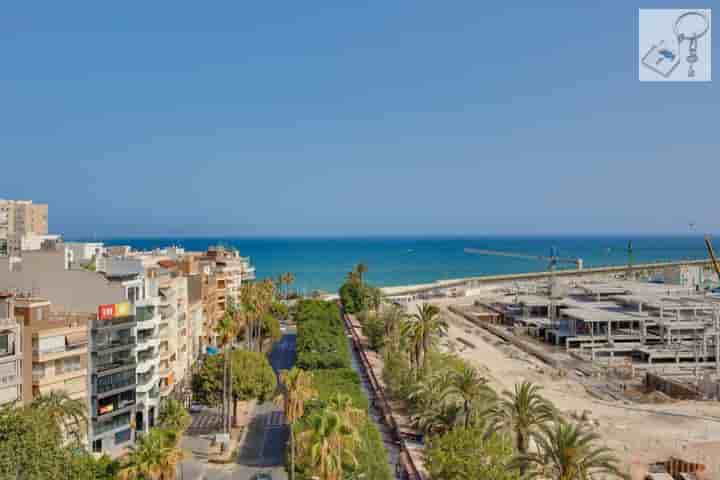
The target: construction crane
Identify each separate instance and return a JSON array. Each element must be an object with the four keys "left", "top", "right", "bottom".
[
  {"left": 464, "top": 246, "right": 582, "bottom": 323},
  {"left": 463, "top": 247, "right": 583, "bottom": 273},
  {"left": 626, "top": 240, "right": 634, "bottom": 280},
  {"left": 705, "top": 235, "right": 720, "bottom": 282}
]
